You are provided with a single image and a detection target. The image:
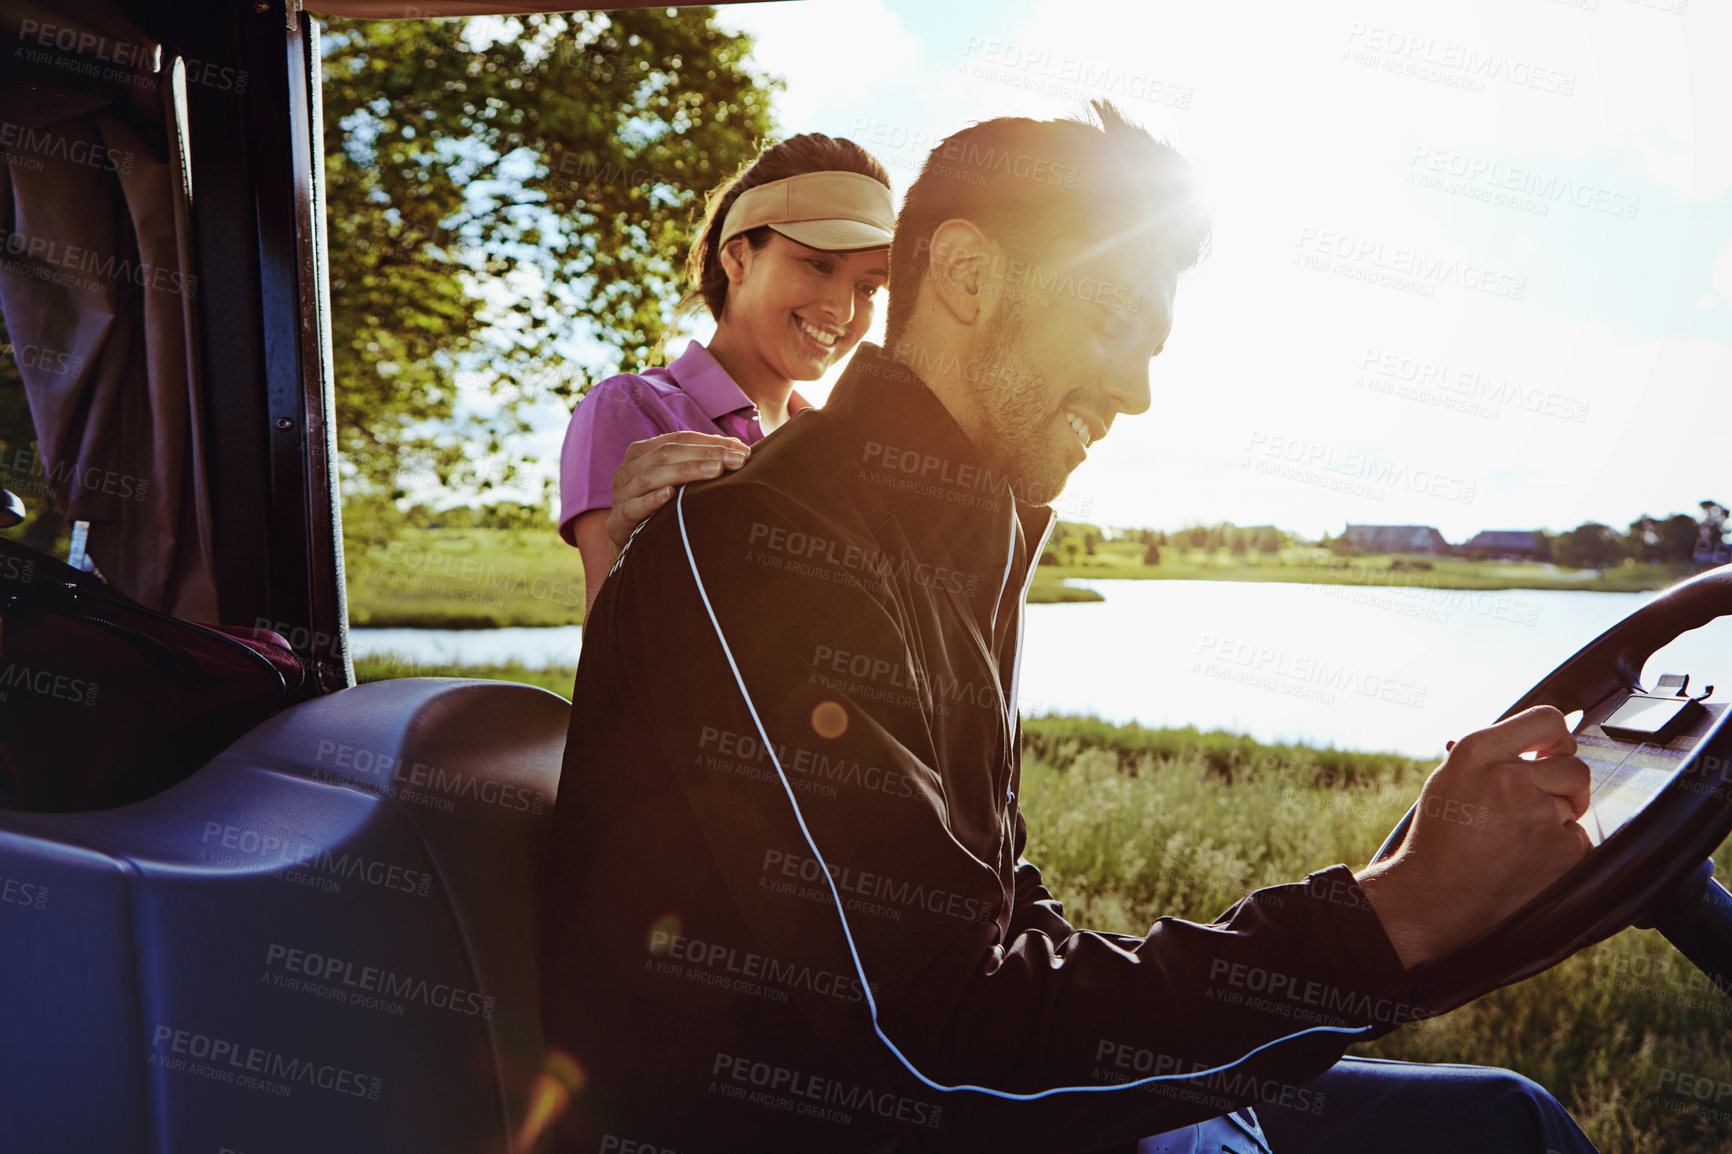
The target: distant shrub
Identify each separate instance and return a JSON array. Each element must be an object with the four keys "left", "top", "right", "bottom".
[{"left": 1019, "top": 715, "right": 1424, "bottom": 788}]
